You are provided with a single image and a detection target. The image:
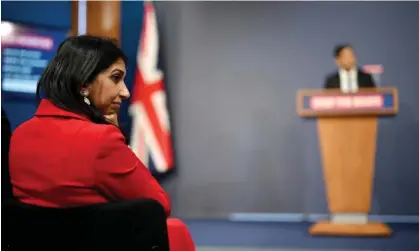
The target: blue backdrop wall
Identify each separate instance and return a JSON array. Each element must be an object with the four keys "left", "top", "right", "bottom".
[
  {"left": 122, "top": 1, "right": 419, "bottom": 219},
  {"left": 119, "top": 1, "right": 143, "bottom": 132}
]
